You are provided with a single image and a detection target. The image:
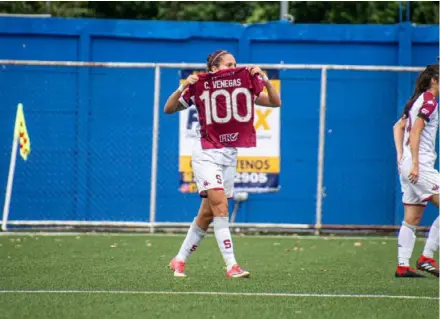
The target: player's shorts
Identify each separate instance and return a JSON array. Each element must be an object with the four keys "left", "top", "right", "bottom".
[
  {"left": 192, "top": 159, "right": 236, "bottom": 199},
  {"left": 191, "top": 141, "right": 237, "bottom": 199},
  {"left": 399, "top": 158, "right": 440, "bottom": 206}
]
